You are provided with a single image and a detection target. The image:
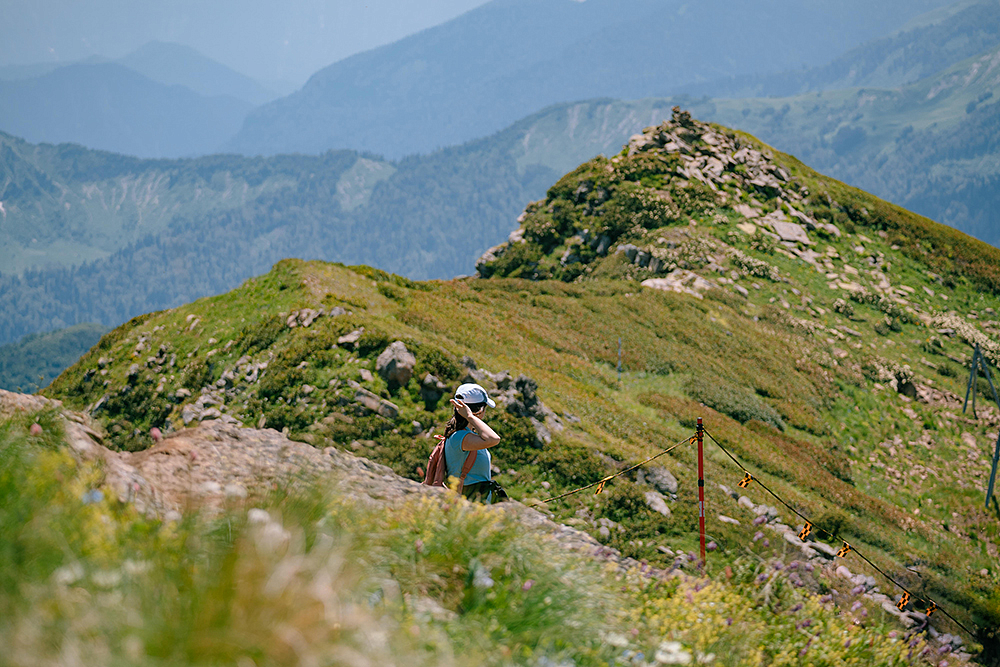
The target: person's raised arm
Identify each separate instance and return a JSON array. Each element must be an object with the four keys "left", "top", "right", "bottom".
[{"left": 452, "top": 398, "right": 501, "bottom": 451}]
